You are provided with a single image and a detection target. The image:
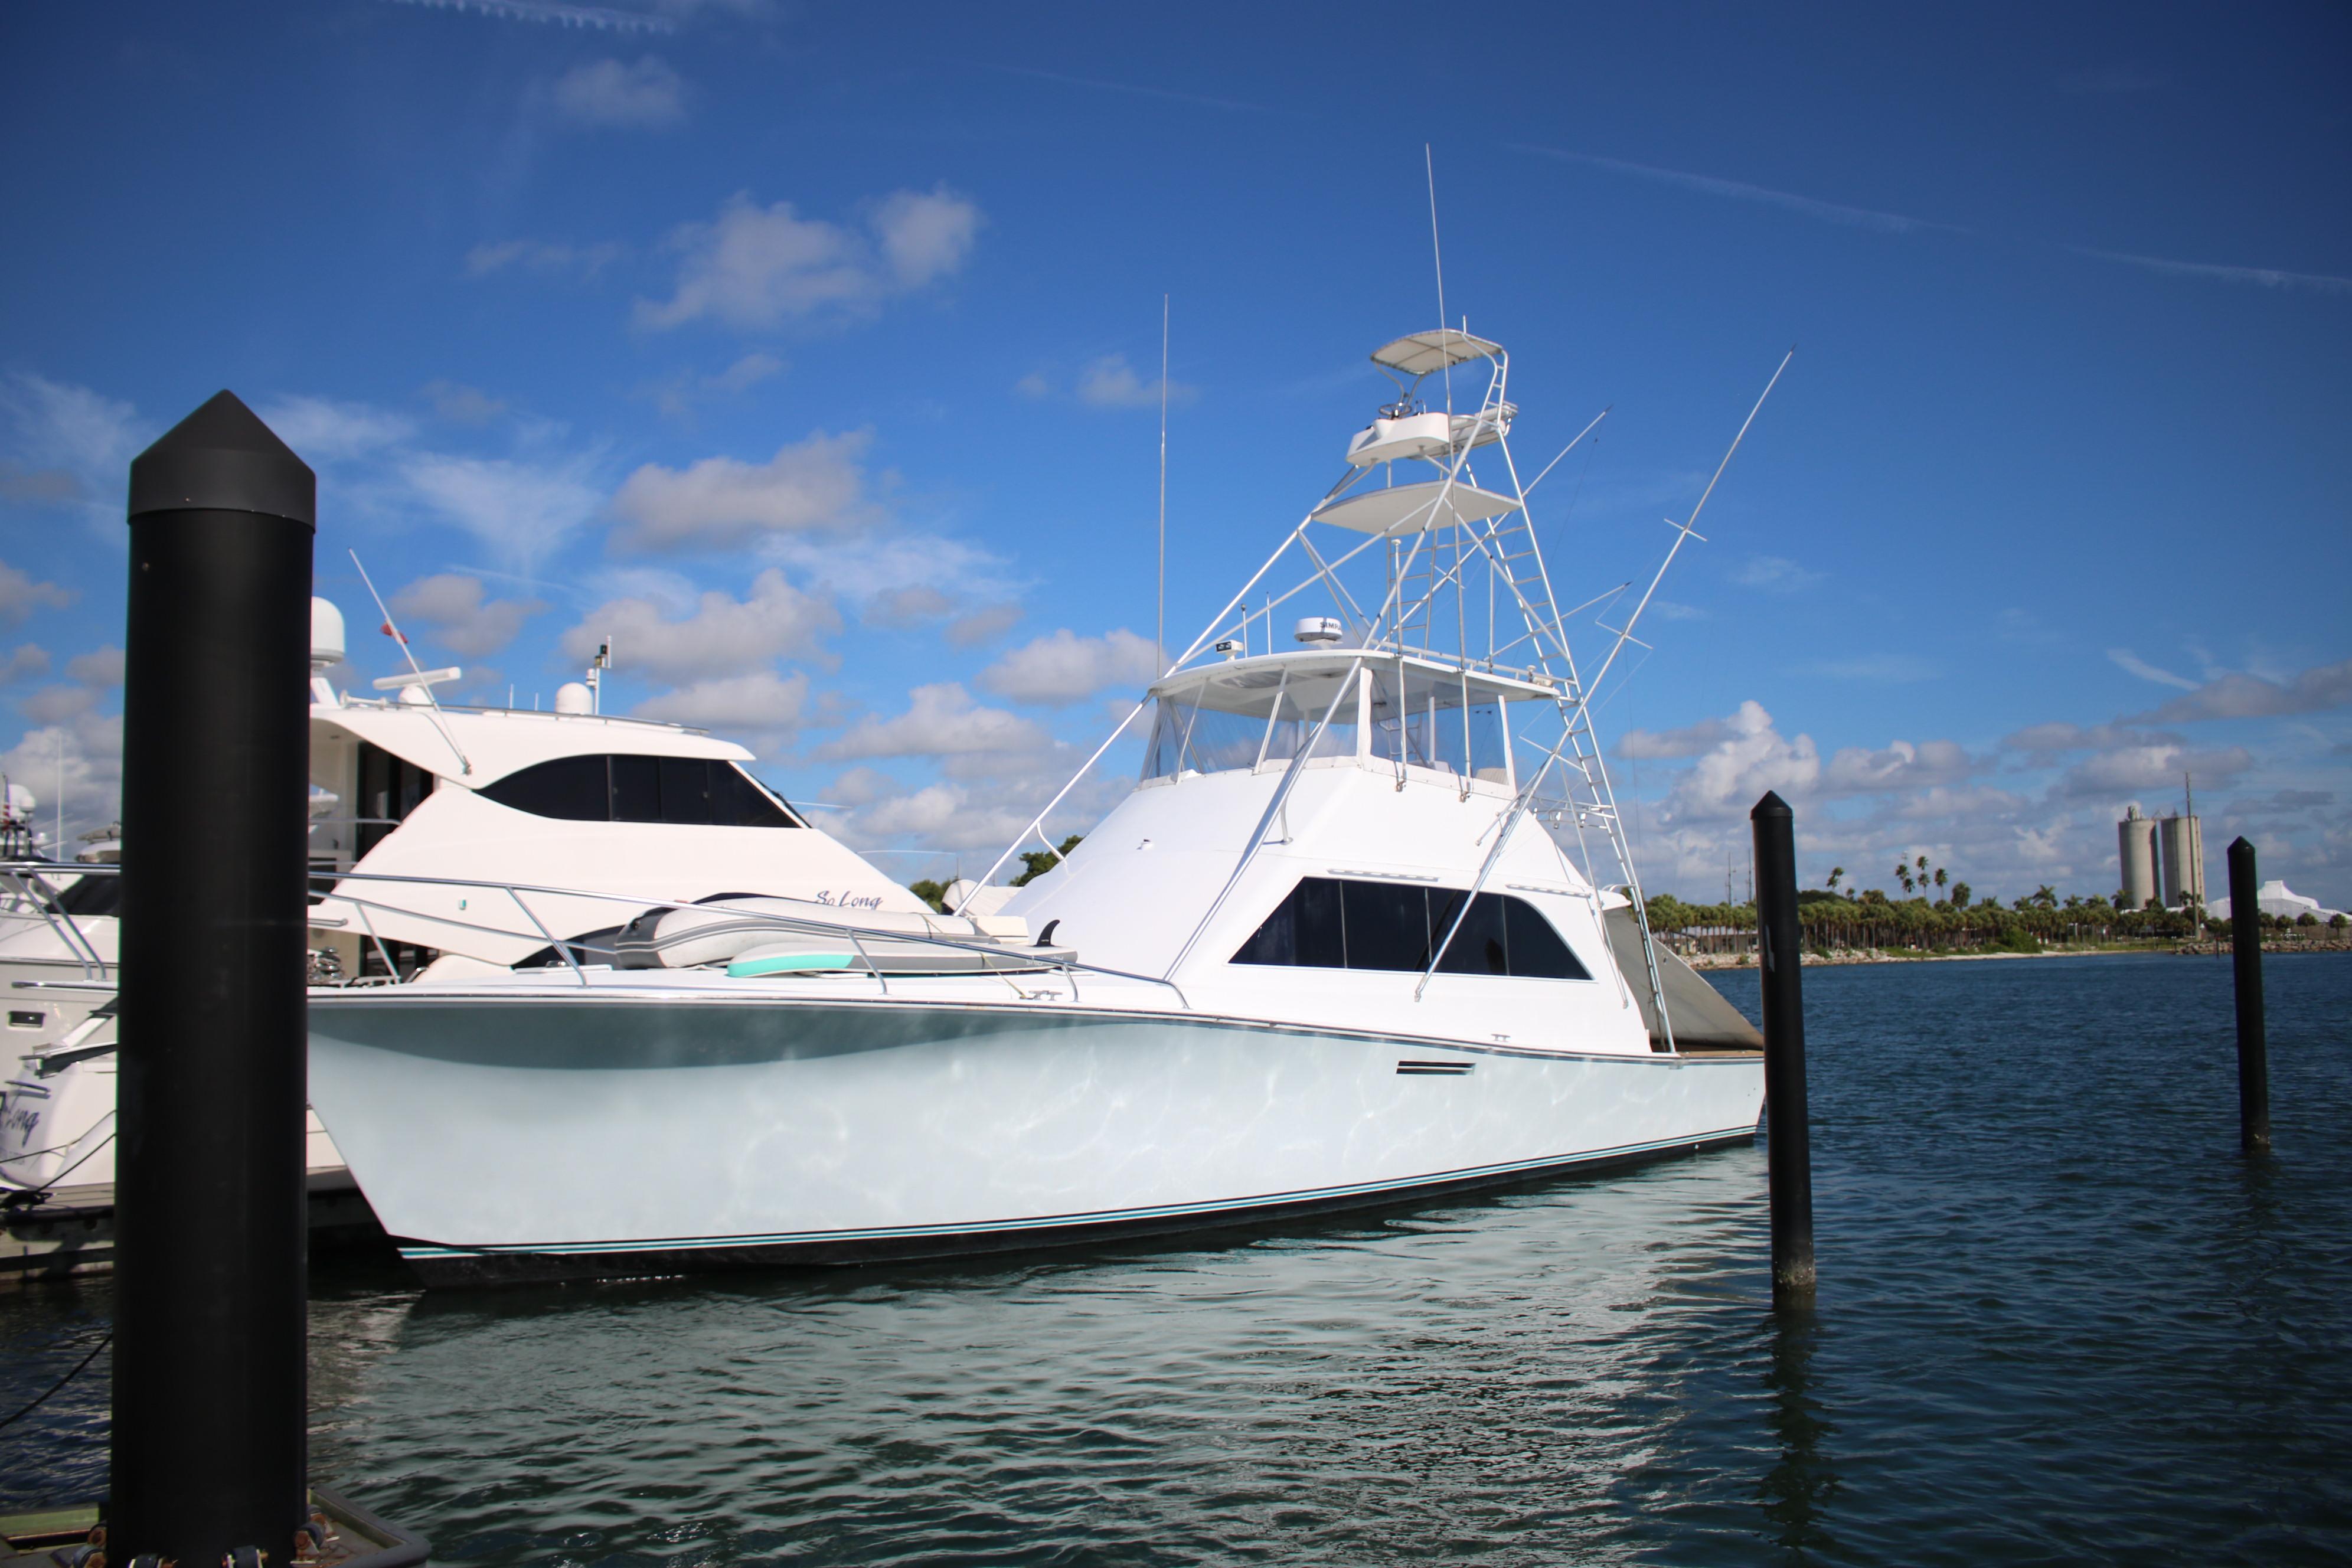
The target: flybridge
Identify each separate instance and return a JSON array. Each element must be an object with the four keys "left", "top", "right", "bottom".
[{"left": 972, "top": 322, "right": 1792, "bottom": 1048}]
